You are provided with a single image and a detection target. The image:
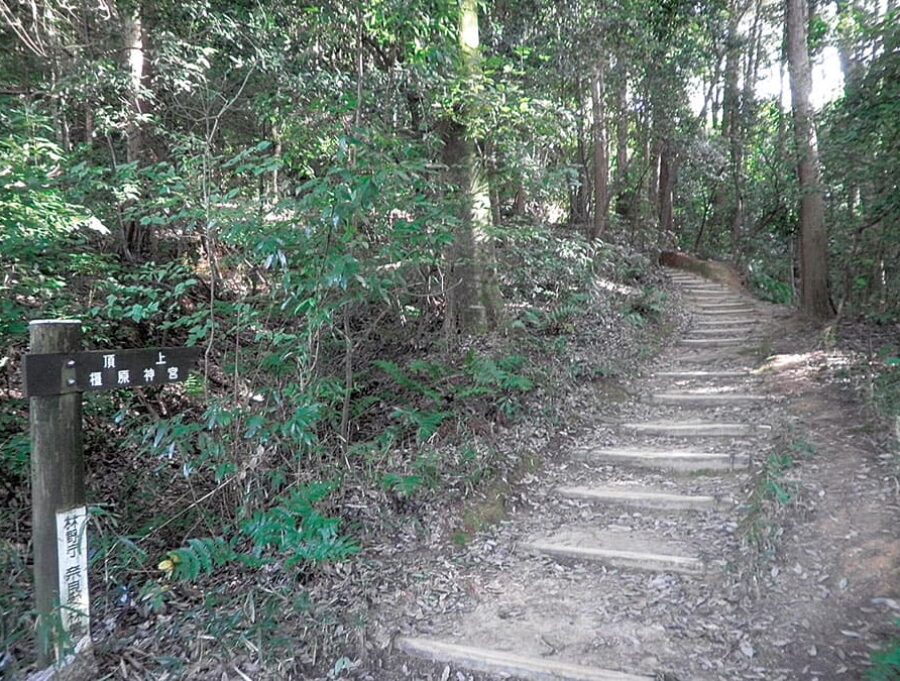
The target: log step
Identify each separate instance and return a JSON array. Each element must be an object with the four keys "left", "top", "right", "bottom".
[
  {"left": 686, "top": 294, "right": 746, "bottom": 302},
  {"left": 679, "top": 337, "right": 750, "bottom": 347},
  {"left": 557, "top": 485, "right": 717, "bottom": 510},
  {"left": 693, "top": 310, "right": 758, "bottom": 317},
  {"left": 689, "top": 327, "right": 758, "bottom": 336},
  {"left": 523, "top": 540, "right": 703, "bottom": 575},
  {"left": 650, "top": 391, "right": 767, "bottom": 405},
  {"left": 621, "top": 420, "right": 757, "bottom": 437},
  {"left": 695, "top": 303, "right": 754, "bottom": 311},
  {"left": 582, "top": 446, "right": 749, "bottom": 472},
  {"left": 655, "top": 370, "right": 754, "bottom": 378},
  {"left": 397, "top": 637, "right": 654, "bottom": 681}
]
